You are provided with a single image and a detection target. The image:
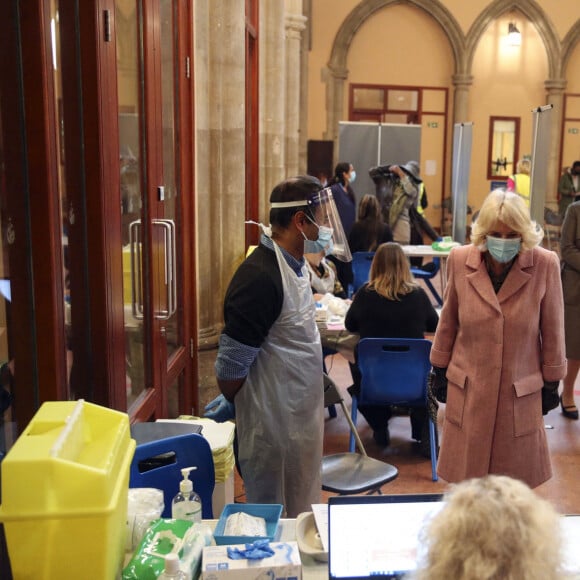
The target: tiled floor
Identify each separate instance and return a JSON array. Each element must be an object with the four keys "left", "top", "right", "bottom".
[{"left": 197, "top": 346, "right": 580, "bottom": 515}]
